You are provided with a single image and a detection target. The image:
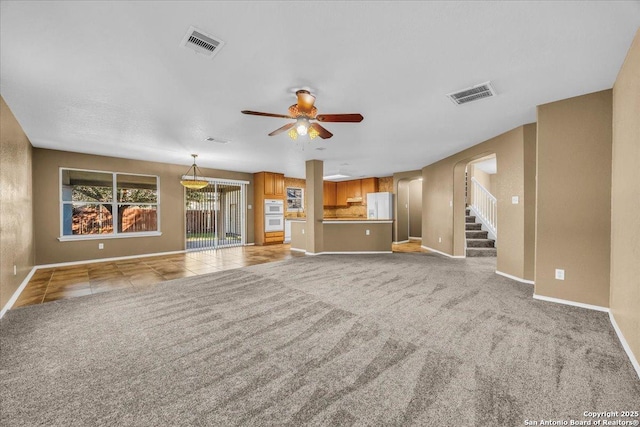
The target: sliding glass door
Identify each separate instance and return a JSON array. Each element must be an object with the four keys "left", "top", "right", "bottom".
[{"left": 185, "top": 179, "right": 247, "bottom": 250}]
